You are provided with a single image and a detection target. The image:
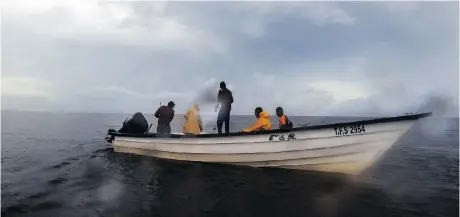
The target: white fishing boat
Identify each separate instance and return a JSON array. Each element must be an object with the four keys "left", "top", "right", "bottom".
[{"left": 105, "top": 112, "right": 432, "bottom": 175}]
